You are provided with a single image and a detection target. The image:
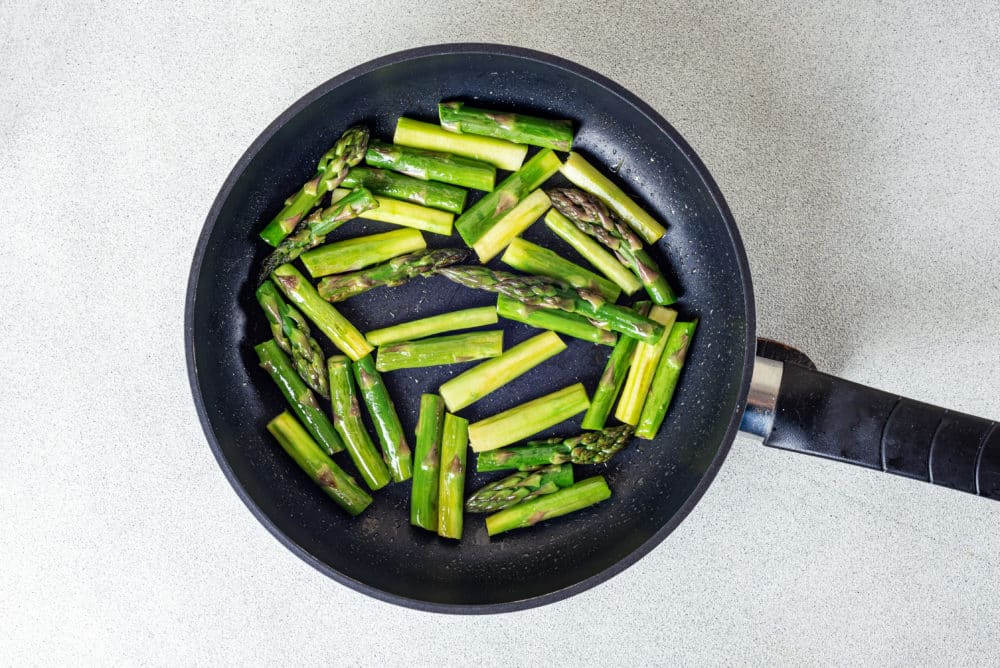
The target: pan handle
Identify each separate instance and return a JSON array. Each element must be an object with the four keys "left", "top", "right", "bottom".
[{"left": 740, "top": 356, "right": 1000, "bottom": 500}]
